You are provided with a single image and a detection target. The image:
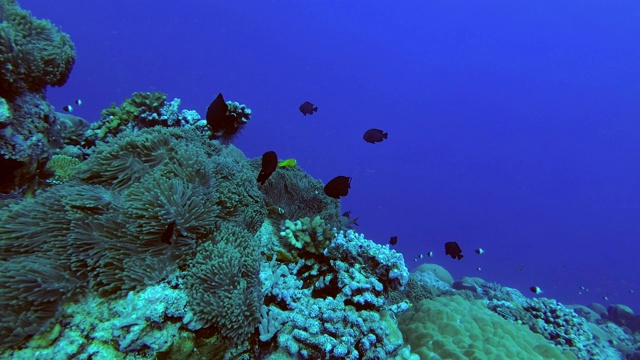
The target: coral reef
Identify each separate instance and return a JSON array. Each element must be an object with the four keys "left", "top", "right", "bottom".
[
  {"left": 487, "top": 293, "right": 623, "bottom": 359},
  {"left": 208, "top": 153, "right": 267, "bottom": 234},
  {"left": 0, "top": 123, "right": 359, "bottom": 358},
  {"left": 393, "top": 269, "right": 453, "bottom": 305},
  {"left": 279, "top": 215, "right": 335, "bottom": 255},
  {"left": 184, "top": 224, "right": 262, "bottom": 345},
  {"left": 258, "top": 229, "right": 411, "bottom": 359},
  {"left": 399, "top": 295, "right": 578, "bottom": 360},
  {"left": 522, "top": 297, "right": 617, "bottom": 359},
  {"left": 206, "top": 93, "right": 252, "bottom": 143},
  {"left": 0, "top": 0, "right": 75, "bottom": 97},
  {"left": 45, "top": 154, "right": 81, "bottom": 184},
  {"left": 0, "top": 127, "right": 224, "bottom": 345},
  {"left": 4, "top": 283, "right": 217, "bottom": 359},
  {"left": 0, "top": 255, "right": 81, "bottom": 348},
  {"left": 86, "top": 91, "right": 168, "bottom": 141},
  {"left": 1, "top": 113, "right": 637, "bottom": 359},
  {"left": 3, "top": 2, "right": 638, "bottom": 359},
  {"left": 0, "top": 0, "right": 76, "bottom": 194},
  {"left": 258, "top": 165, "right": 341, "bottom": 227}
]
